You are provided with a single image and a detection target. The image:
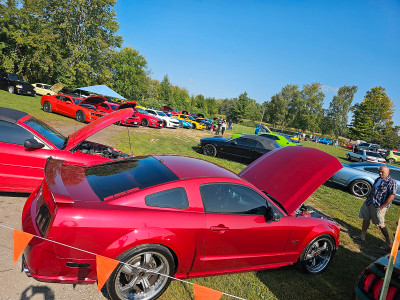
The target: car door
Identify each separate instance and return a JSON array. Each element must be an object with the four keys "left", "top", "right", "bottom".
[
  {"left": 56, "top": 95, "right": 75, "bottom": 116},
  {"left": 222, "top": 137, "right": 257, "bottom": 159},
  {"left": 0, "top": 120, "right": 55, "bottom": 192},
  {"left": 200, "top": 183, "right": 291, "bottom": 271}
]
